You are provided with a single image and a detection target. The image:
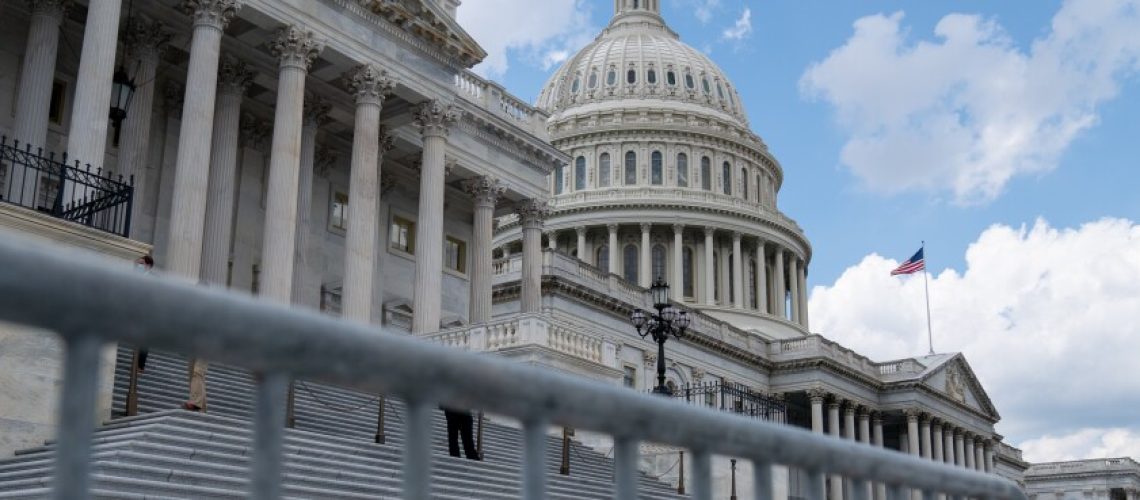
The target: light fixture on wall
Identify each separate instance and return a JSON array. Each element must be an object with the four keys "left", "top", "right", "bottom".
[{"left": 109, "top": 0, "right": 138, "bottom": 144}]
